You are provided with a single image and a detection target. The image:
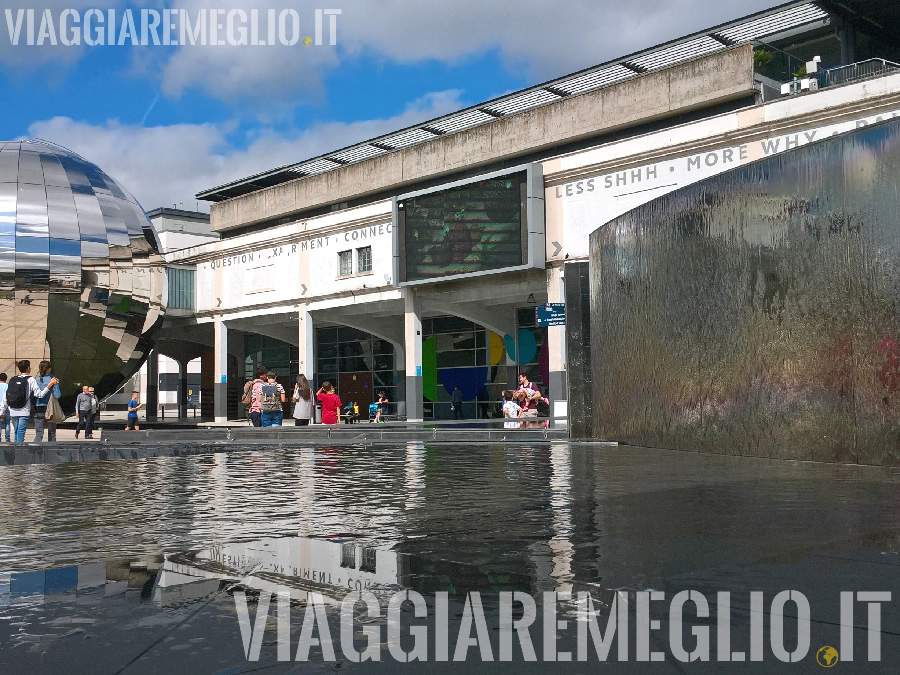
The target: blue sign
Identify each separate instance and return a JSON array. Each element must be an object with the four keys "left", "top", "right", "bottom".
[
  {"left": 535, "top": 303, "right": 566, "bottom": 327},
  {"left": 416, "top": 366, "right": 422, "bottom": 377},
  {"left": 220, "top": 375, "right": 227, "bottom": 383}
]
